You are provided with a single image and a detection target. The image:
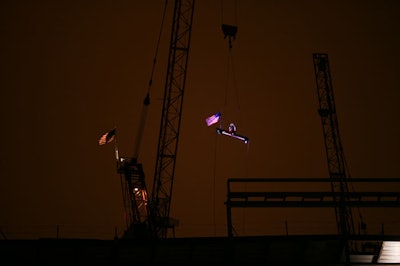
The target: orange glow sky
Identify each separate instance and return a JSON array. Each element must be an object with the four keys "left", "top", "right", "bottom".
[{"left": 1, "top": 0, "right": 399, "bottom": 239}]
